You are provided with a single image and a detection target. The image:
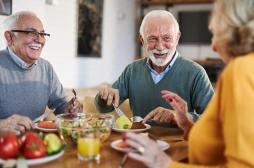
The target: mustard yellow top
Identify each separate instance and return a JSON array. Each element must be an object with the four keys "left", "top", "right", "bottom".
[{"left": 170, "top": 52, "right": 254, "bottom": 168}]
